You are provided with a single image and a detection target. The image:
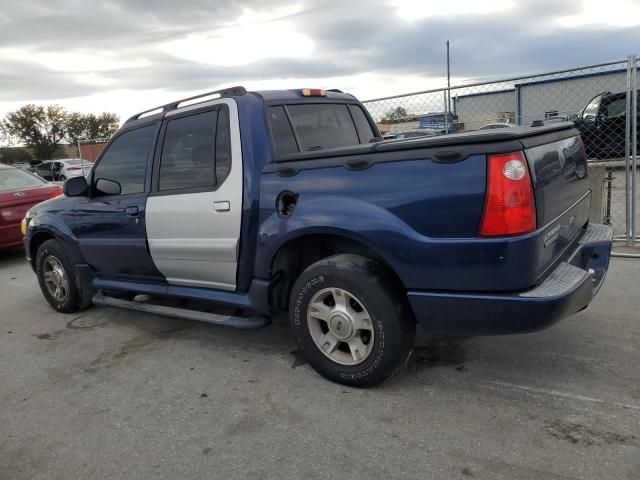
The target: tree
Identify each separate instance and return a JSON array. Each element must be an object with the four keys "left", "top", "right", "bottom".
[
  {"left": 66, "top": 112, "right": 119, "bottom": 144},
  {"left": 1, "top": 105, "right": 67, "bottom": 160},
  {"left": 0, "top": 147, "right": 33, "bottom": 164},
  {"left": 1, "top": 106, "right": 120, "bottom": 159},
  {"left": 380, "top": 106, "right": 409, "bottom": 124}
]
